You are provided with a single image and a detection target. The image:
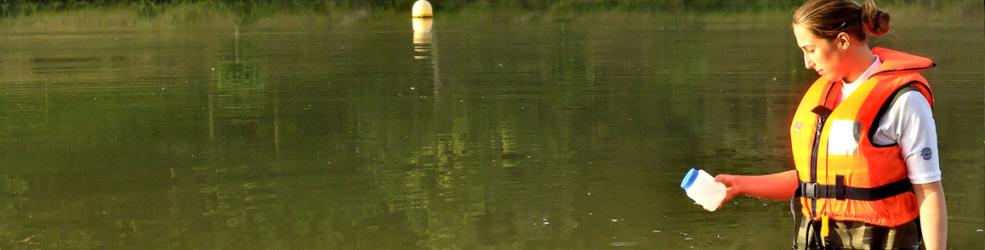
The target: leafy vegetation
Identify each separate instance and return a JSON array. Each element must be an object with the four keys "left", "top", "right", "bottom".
[{"left": 2, "top": 0, "right": 979, "bottom": 18}]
